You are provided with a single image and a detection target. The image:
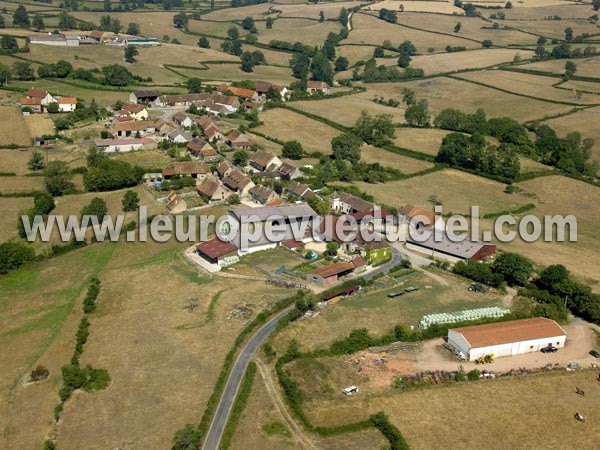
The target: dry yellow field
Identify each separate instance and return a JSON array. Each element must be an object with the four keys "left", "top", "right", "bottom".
[
  {"left": 0, "top": 147, "right": 84, "bottom": 175},
  {"left": 395, "top": 12, "right": 537, "bottom": 47},
  {"left": 392, "top": 127, "right": 454, "bottom": 156},
  {"left": 24, "top": 115, "right": 55, "bottom": 138},
  {"left": 292, "top": 90, "right": 407, "bottom": 127},
  {"left": 176, "top": 64, "right": 293, "bottom": 85},
  {"left": 562, "top": 79, "right": 600, "bottom": 95},
  {"left": 397, "top": 77, "right": 574, "bottom": 121},
  {"left": 337, "top": 44, "right": 385, "bottom": 66},
  {"left": 523, "top": 56, "right": 600, "bottom": 79},
  {"left": 0, "top": 232, "right": 292, "bottom": 450},
  {"left": 257, "top": 18, "right": 342, "bottom": 47},
  {"left": 0, "top": 197, "right": 33, "bottom": 243},
  {"left": 0, "top": 176, "right": 44, "bottom": 193},
  {"left": 0, "top": 106, "right": 32, "bottom": 146},
  {"left": 543, "top": 106, "right": 600, "bottom": 163},
  {"left": 366, "top": 0, "right": 463, "bottom": 14},
  {"left": 303, "top": 370, "right": 599, "bottom": 449},
  {"left": 411, "top": 48, "right": 534, "bottom": 75},
  {"left": 504, "top": 18, "right": 600, "bottom": 40},
  {"left": 255, "top": 108, "right": 340, "bottom": 153},
  {"left": 502, "top": 3, "right": 592, "bottom": 20},
  {"left": 347, "top": 12, "right": 478, "bottom": 52},
  {"left": 455, "top": 70, "right": 600, "bottom": 105},
  {"left": 507, "top": 175, "right": 600, "bottom": 287},
  {"left": 229, "top": 362, "right": 387, "bottom": 450},
  {"left": 187, "top": 19, "right": 243, "bottom": 38},
  {"left": 349, "top": 168, "right": 531, "bottom": 215},
  {"left": 361, "top": 145, "right": 434, "bottom": 173}
]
